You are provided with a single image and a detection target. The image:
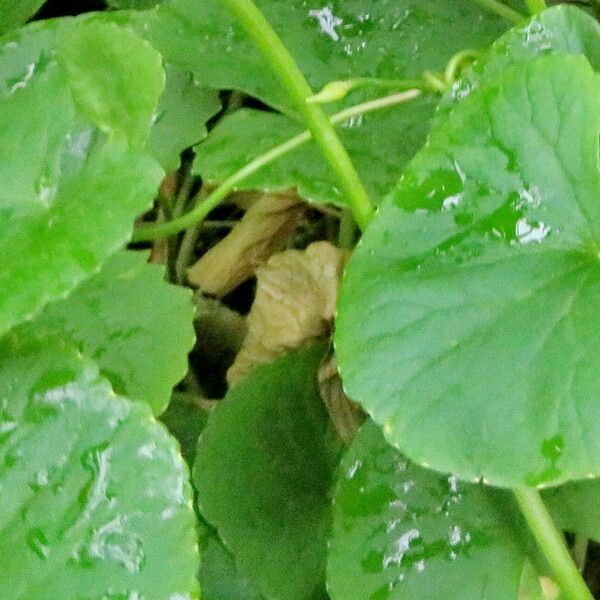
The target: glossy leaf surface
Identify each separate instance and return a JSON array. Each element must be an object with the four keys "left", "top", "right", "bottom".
[
  {"left": 194, "top": 98, "right": 434, "bottom": 206},
  {"left": 441, "top": 6, "right": 600, "bottom": 116},
  {"left": 193, "top": 345, "right": 342, "bottom": 600},
  {"left": 336, "top": 55, "right": 600, "bottom": 487},
  {"left": 137, "top": 0, "right": 513, "bottom": 114},
  {"left": 0, "top": 334, "right": 198, "bottom": 599},
  {"left": 29, "top": 251, "right": 195, "bottom": 416},
  {"left": 328, "top": 421, "right": 535, "bottom": 600},
  {"left": 0, "top": 20, "right": 163, "bottom": 336}
]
